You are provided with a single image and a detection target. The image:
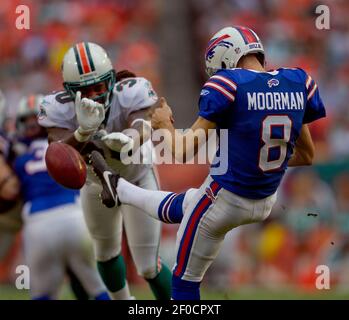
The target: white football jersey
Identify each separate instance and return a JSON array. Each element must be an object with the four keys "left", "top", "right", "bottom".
[{"left": 38, "top": 77, "right": 157, "bottom": 183}]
